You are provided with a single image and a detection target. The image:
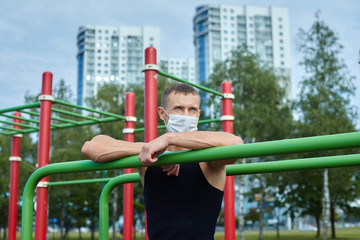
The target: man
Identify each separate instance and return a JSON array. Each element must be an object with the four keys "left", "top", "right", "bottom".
[{"left": 81, "top": 83, "right": 243, "bottom": 240}]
